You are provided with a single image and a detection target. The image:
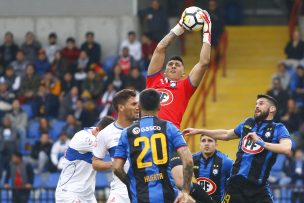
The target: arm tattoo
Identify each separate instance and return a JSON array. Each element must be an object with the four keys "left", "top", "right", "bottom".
[
  {"left": 114, "top": 168, "right": 129, "bottom": 186},
  {"left": 159, "top": 32, "right": 177, "bottom": 49},
  {"left": 178, "top": 147, "right": 193, "bottom": 192}
]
